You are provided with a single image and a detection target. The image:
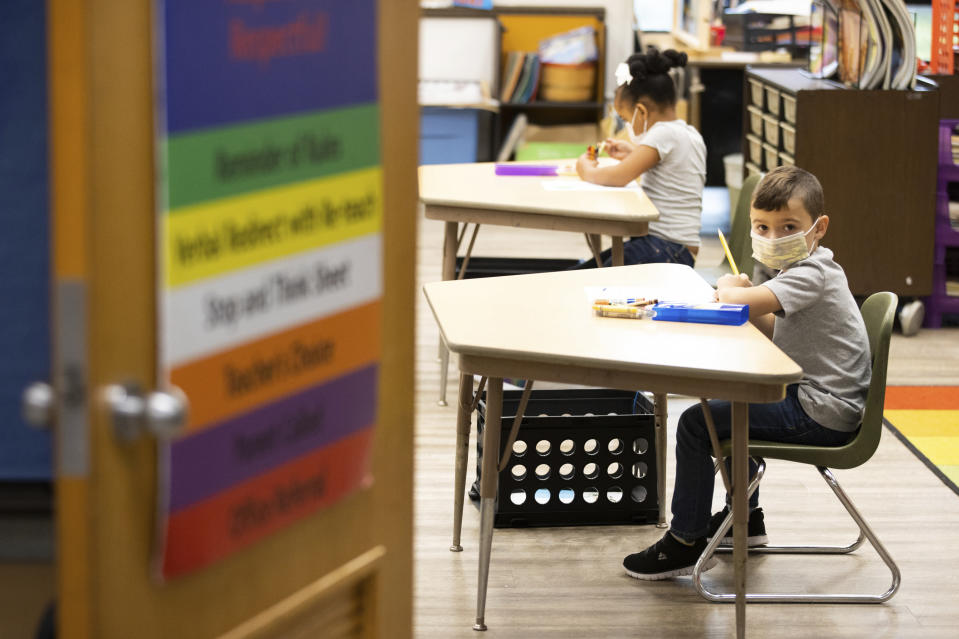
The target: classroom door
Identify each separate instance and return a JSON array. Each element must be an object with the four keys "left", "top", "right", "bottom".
[{"left": 44, "top": 1, "right": 417, "bottom": 637}]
